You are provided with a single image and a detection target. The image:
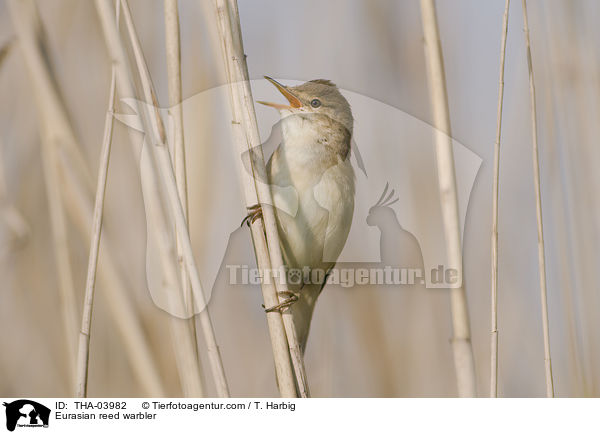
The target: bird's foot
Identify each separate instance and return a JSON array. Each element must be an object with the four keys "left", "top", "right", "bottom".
[
  {"left": 240, "top": 204, "right": 263, "bottom": 227},
  {"left": 264, "top": 291, "right": 299, "bottom": 313}
]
